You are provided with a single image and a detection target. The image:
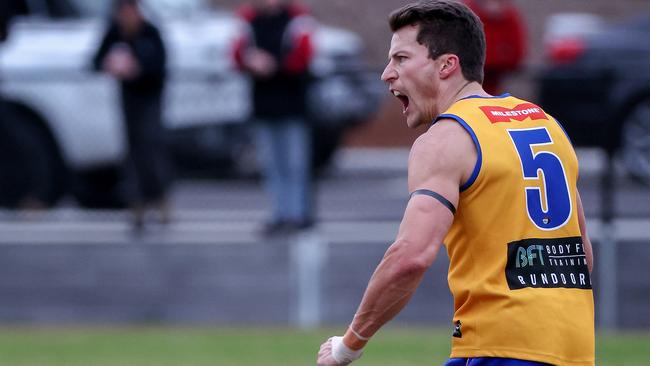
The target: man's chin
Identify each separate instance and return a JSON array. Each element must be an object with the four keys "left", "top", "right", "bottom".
[{"left": 405, "top": 115, "right": 424, "bottom": 129}]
